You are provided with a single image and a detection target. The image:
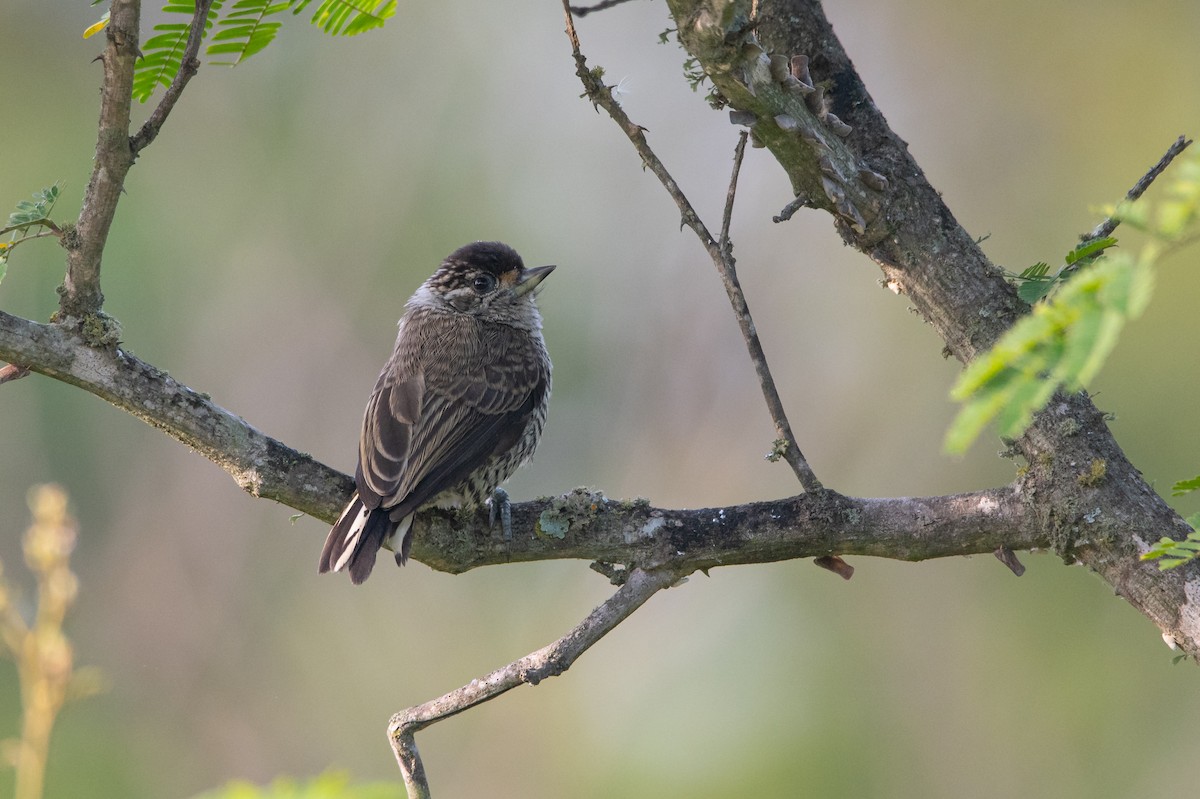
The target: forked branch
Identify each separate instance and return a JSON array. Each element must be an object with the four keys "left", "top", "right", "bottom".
[
  {"left": 562, "top": 0, "right": 823, "bottom": 493},
  {"left": 389, "top": 567, "right": 679, "bottom": 797}
]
